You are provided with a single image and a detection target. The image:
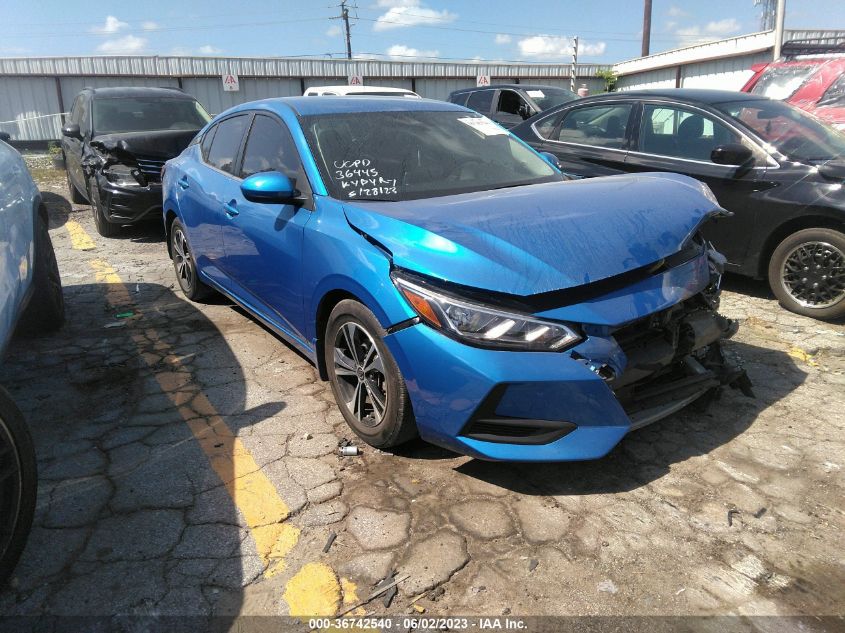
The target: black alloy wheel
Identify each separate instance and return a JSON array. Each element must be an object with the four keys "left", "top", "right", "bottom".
[
  {"left": 770, "top": 228, "right": 845, "bottom": 320},
  {"left": 325, "top": 300, "right": 417, "bottom": 448}
]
